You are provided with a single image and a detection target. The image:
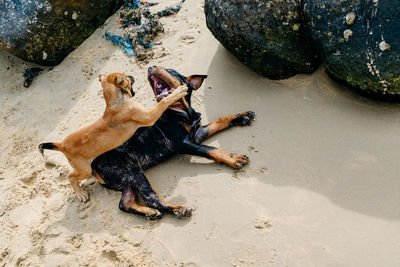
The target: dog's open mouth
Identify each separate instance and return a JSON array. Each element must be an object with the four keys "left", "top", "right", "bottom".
[{"left": 150, "top": 75, "right": 172, "bottom": 102}]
